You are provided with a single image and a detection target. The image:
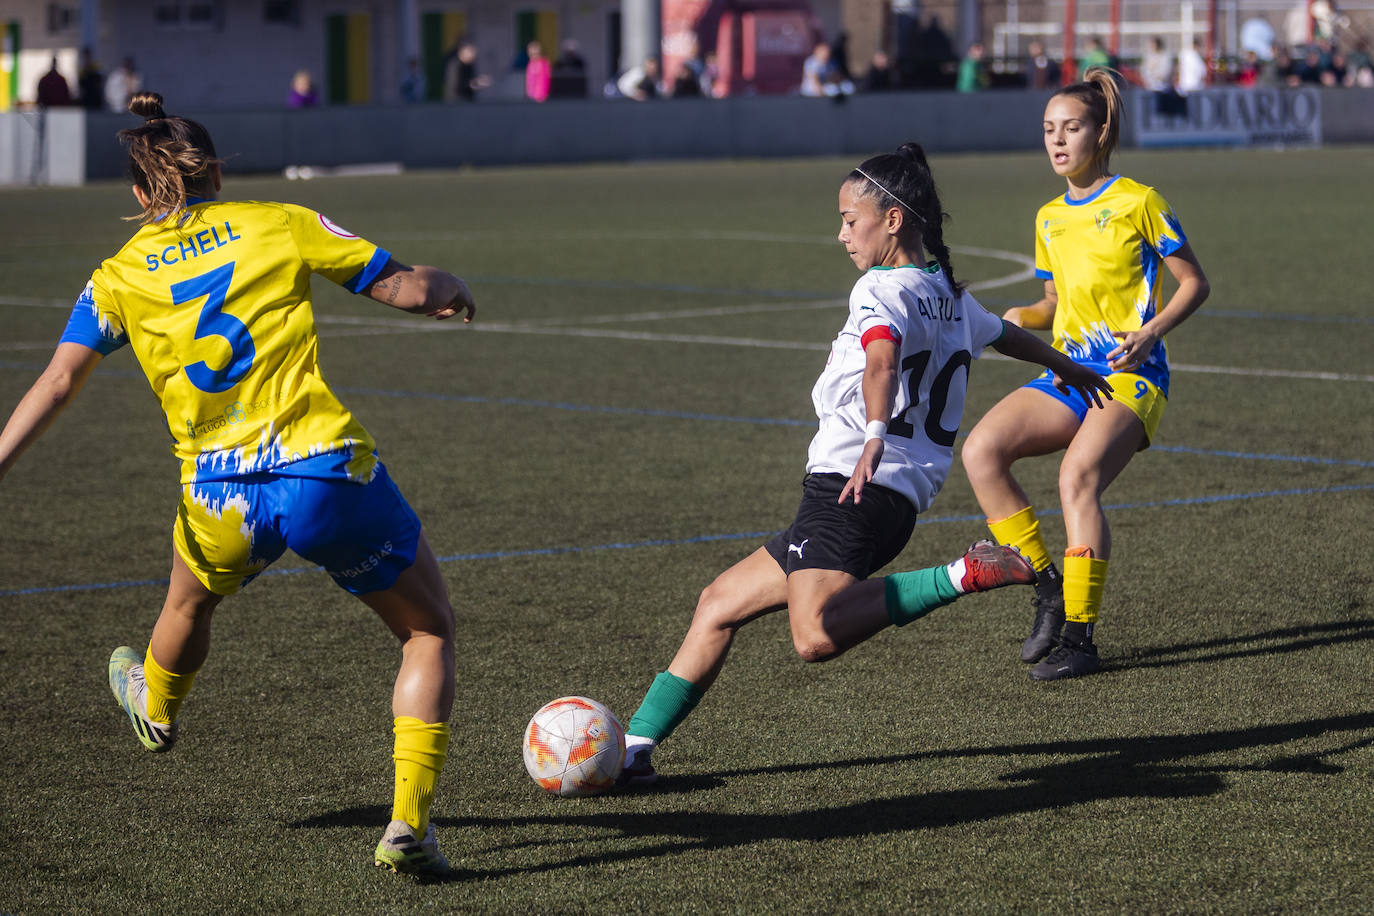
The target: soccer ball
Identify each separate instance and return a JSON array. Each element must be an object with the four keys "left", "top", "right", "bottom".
[{"left": 522, "top": 696, "right": 626, "bottom": 797}]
